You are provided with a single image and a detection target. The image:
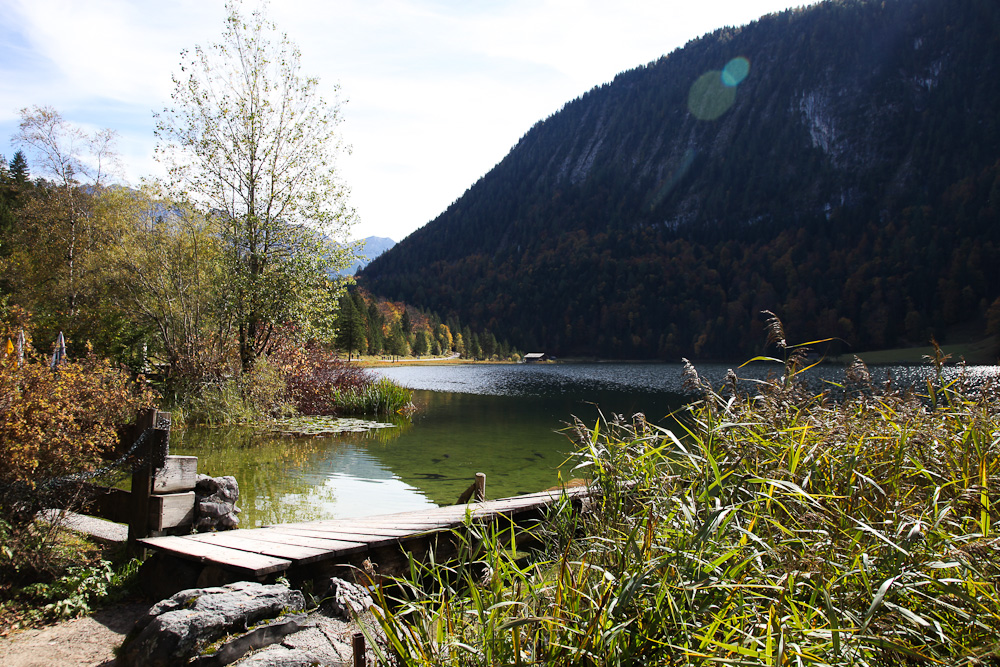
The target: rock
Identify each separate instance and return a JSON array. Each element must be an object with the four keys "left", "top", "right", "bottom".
[
  {"left": 321, "top": 578, "right": 374, "bottom": 620},
  {"left": 195, "top": 474, "right": 241, "bottom": 531},
  {"left": 192, "top": 614, "right": 311, "bottom": 666},
  {"left": 233, "top": 644, "right": 324, "bottom": 666},
  {"left": 118, "top": 581, "right": 305, "bottom": 667},
  {"left": 273, "top": 626, "right": 352, "bottom": 665}
]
